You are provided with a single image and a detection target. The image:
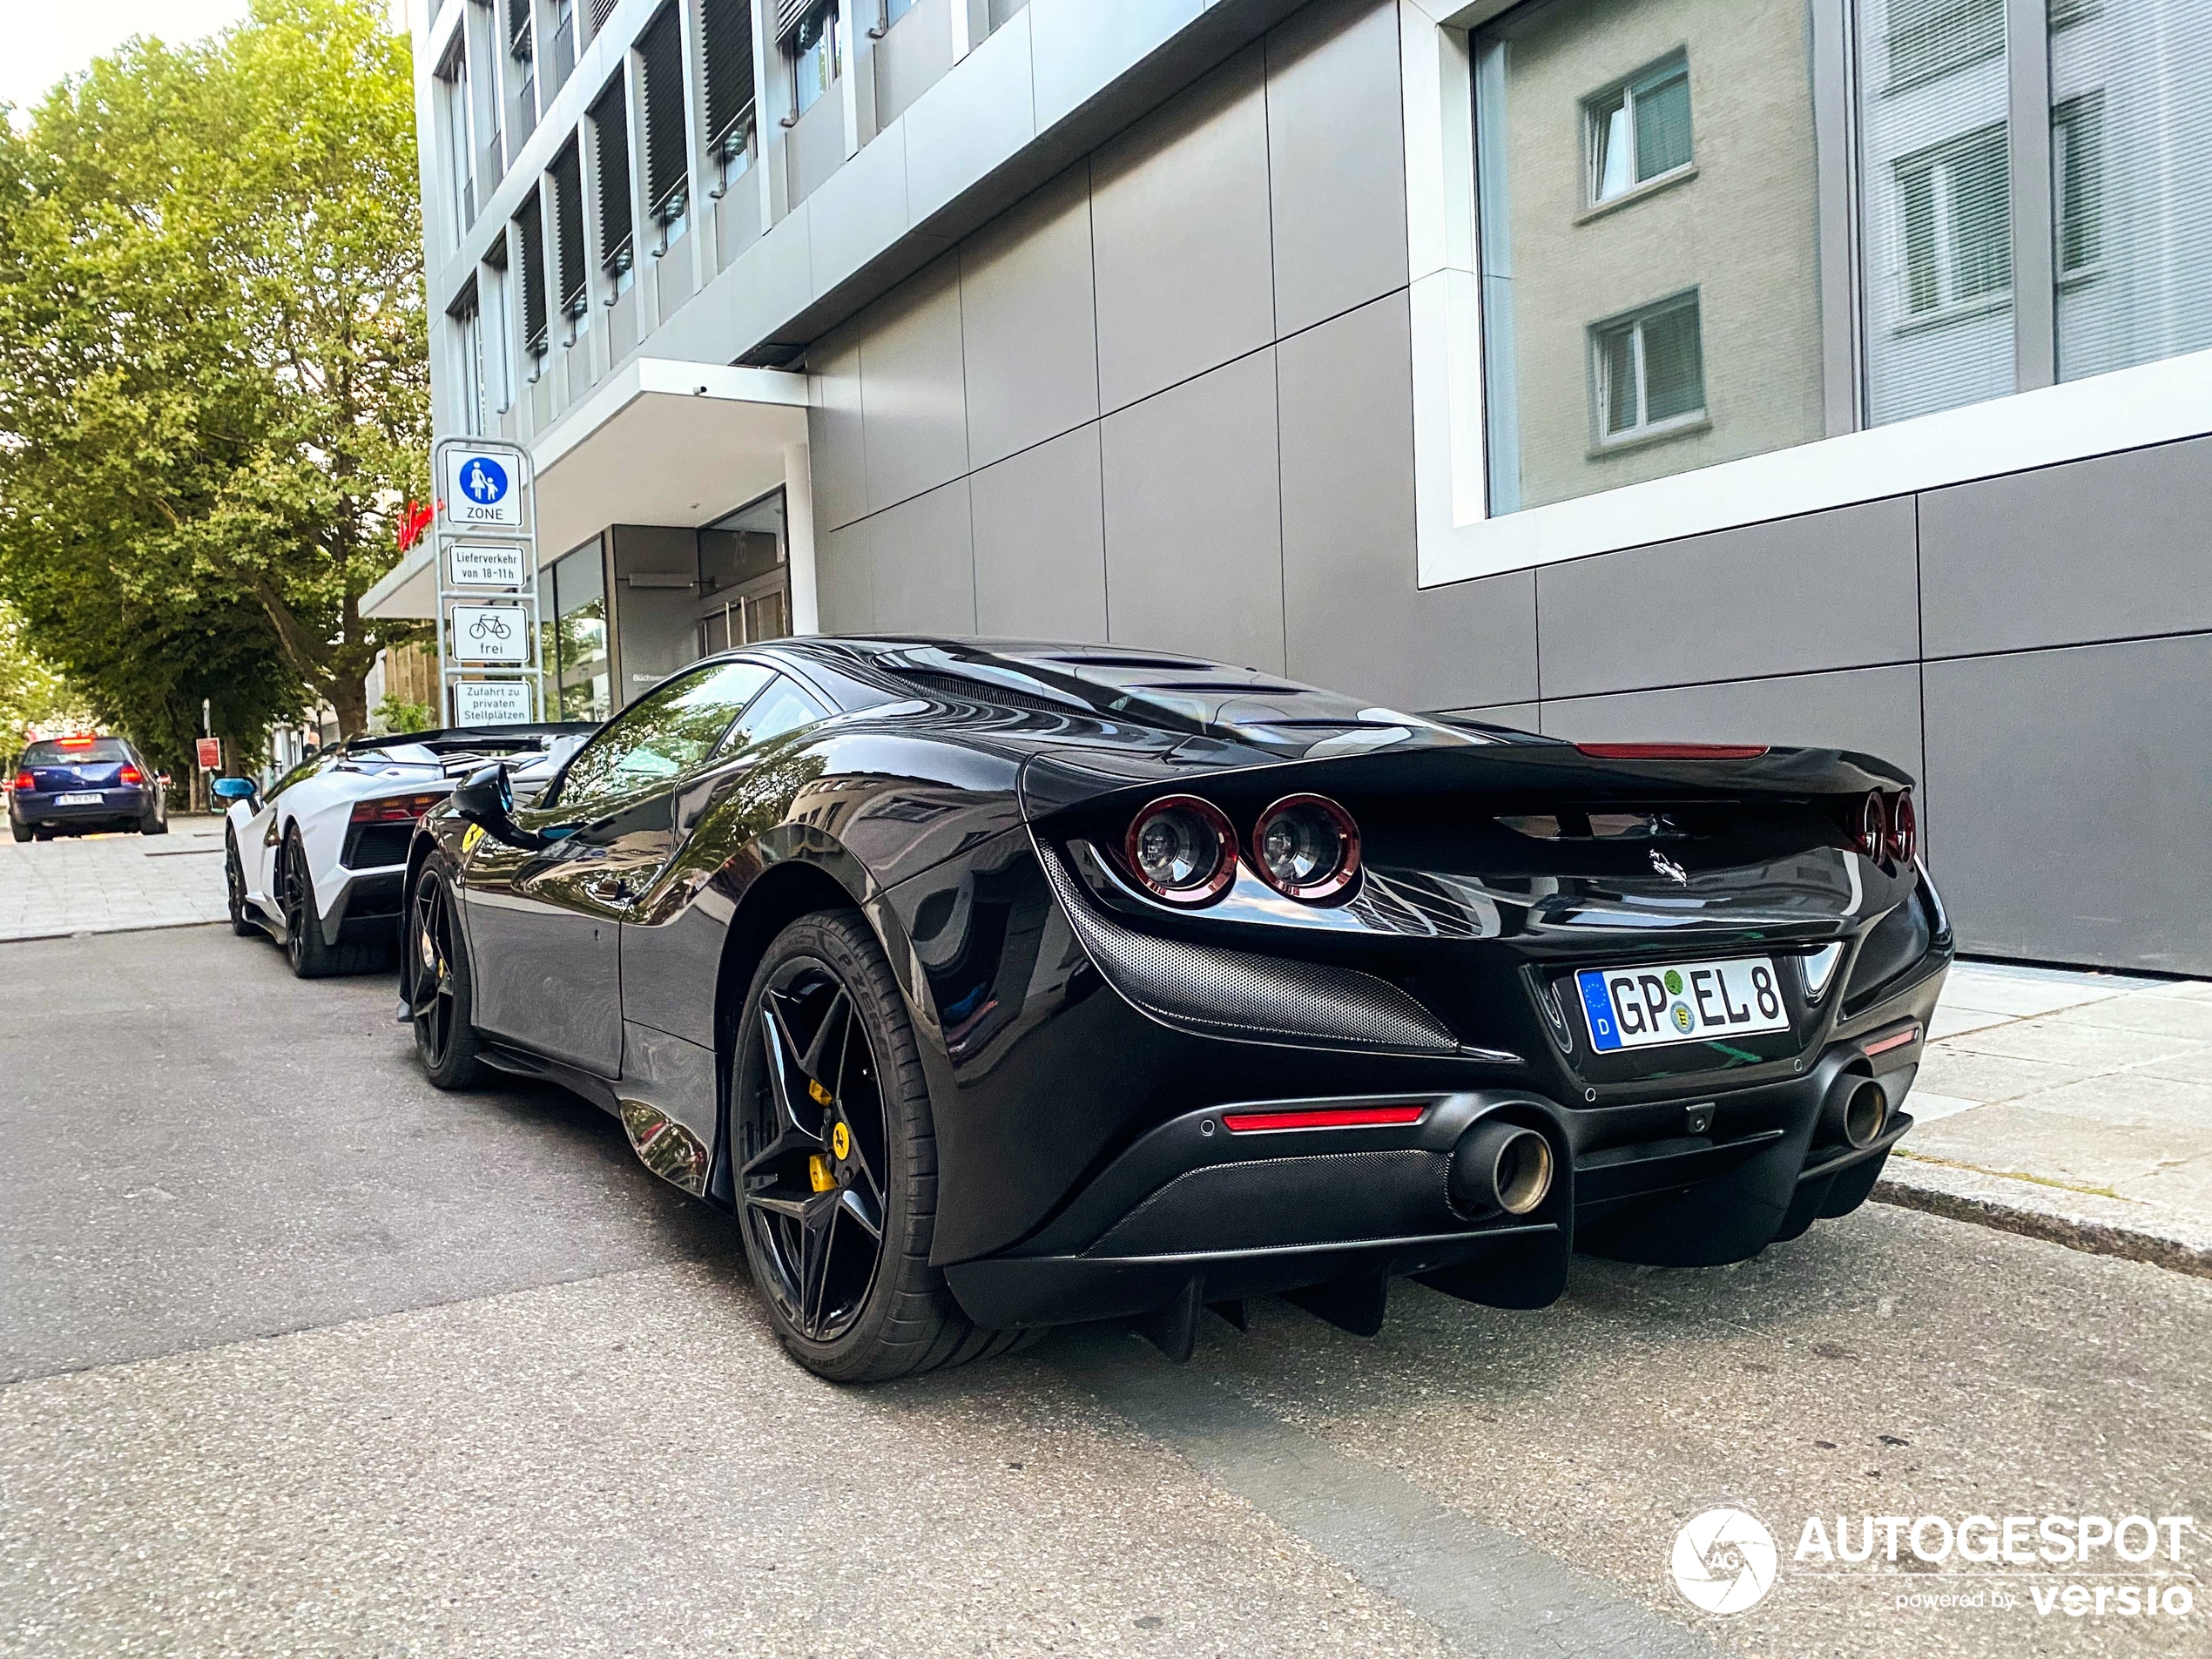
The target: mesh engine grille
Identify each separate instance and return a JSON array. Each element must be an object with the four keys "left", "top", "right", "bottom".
[{"left": 1035, "top": 841, "right": 1458, "bottom": 1055}]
